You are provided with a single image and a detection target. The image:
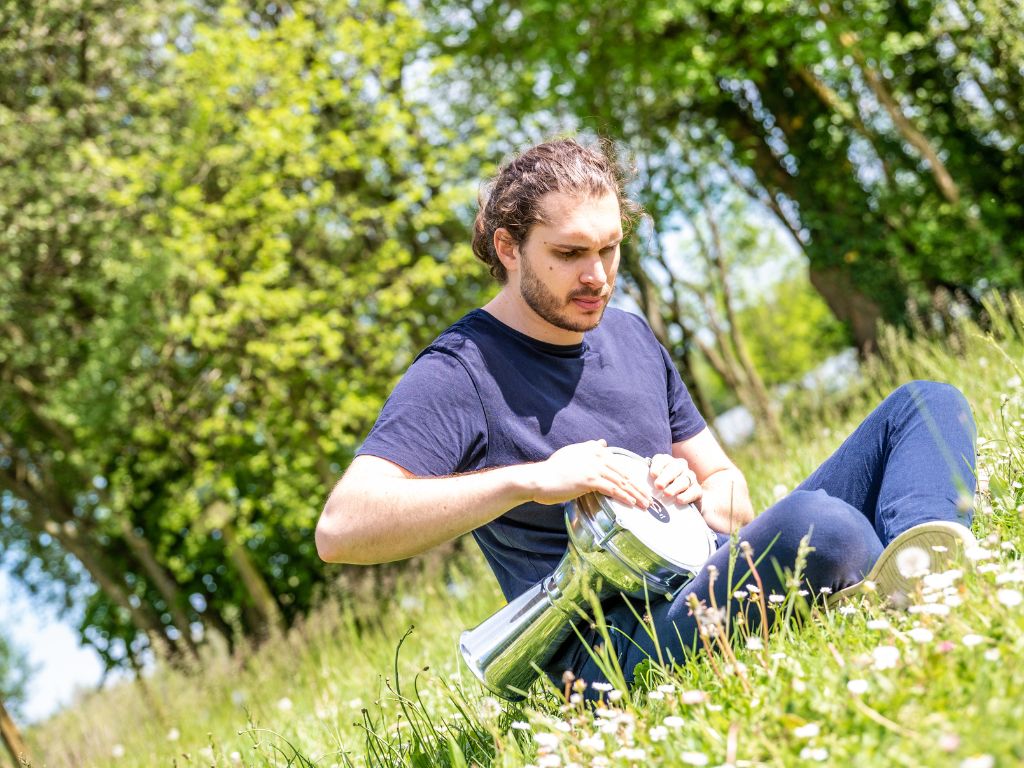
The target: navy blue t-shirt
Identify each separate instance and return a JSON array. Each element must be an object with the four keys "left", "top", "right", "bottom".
[{"left": 357, "top": 307, "right": 706, "bottom": 600}]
